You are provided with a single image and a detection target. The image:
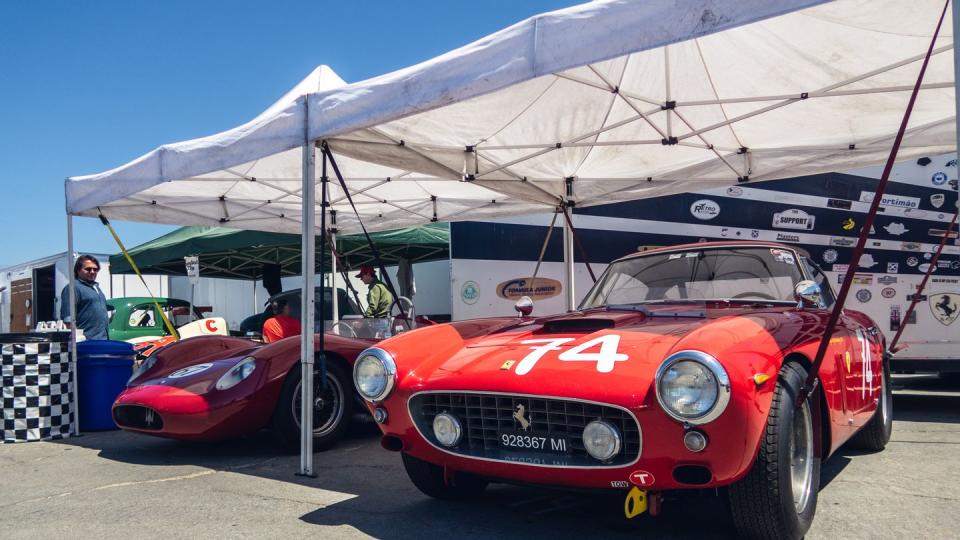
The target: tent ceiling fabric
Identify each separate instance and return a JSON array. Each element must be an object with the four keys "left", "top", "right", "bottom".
[{"left": 67, "top": 0, "right": 955, "bottom": 236}]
